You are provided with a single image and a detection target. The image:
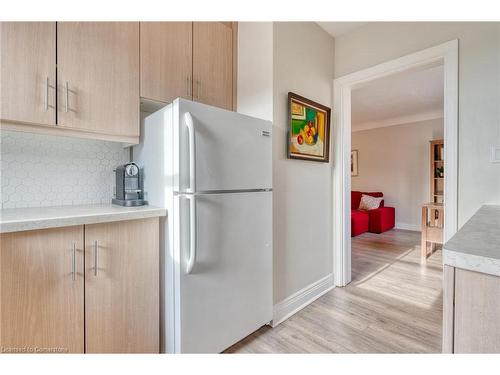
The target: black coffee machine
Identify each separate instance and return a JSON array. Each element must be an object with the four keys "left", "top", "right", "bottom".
[{"left": 112, "top": 163, "right": 147, "bottom": 206}]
